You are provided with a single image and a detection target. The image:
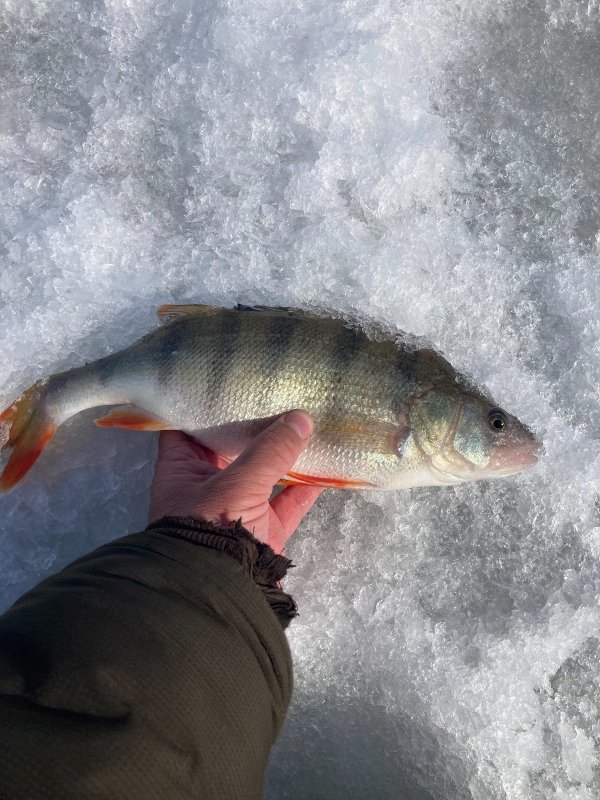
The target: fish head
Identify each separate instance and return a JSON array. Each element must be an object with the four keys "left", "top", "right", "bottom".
[{"left": 407, "top": 386, "right": 540, "bottom": 484}]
